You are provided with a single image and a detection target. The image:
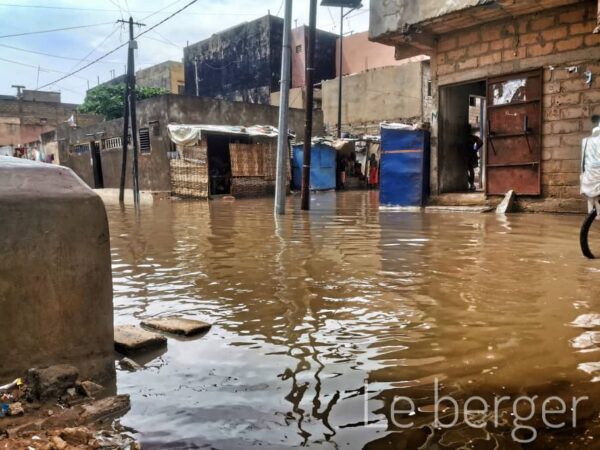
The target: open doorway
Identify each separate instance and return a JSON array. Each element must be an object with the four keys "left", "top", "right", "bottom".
[
  {"left": 206, "top": 134, "right": 233, "bottom": 196},
  {"left": 439, "top": 80, "right": 487, "bottom": 194},
  {"left": 90, "top": 141, "right": 104, "bottom": 189}
]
